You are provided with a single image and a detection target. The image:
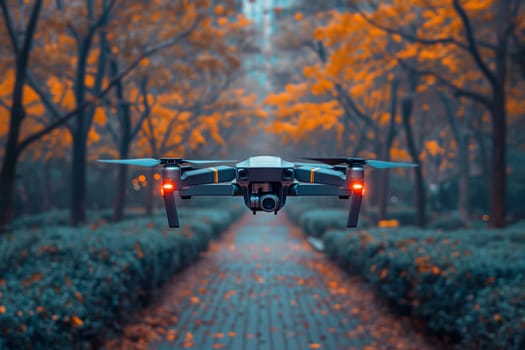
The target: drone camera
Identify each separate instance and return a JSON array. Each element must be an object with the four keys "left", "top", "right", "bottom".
[{"left": 260, "top": 193, "right": 280, "bottom": 212}]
